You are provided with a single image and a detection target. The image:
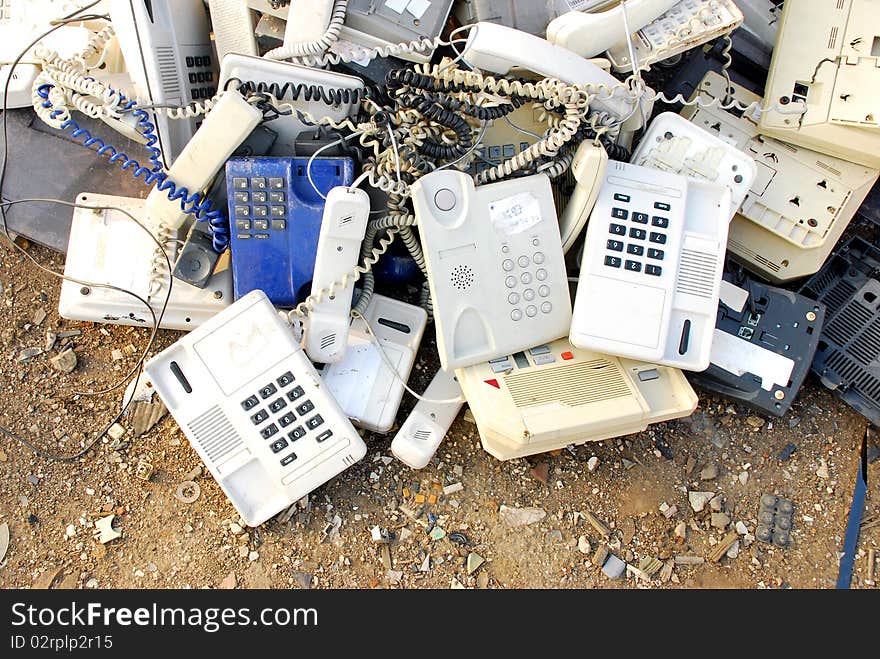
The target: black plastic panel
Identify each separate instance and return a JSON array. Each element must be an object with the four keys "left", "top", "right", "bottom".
[
  {"left": 801, "top": 235, "right": 880, "bottom": 425},
  {"left": 689, "top": 272, "right": 825, "bottom": 416}
]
